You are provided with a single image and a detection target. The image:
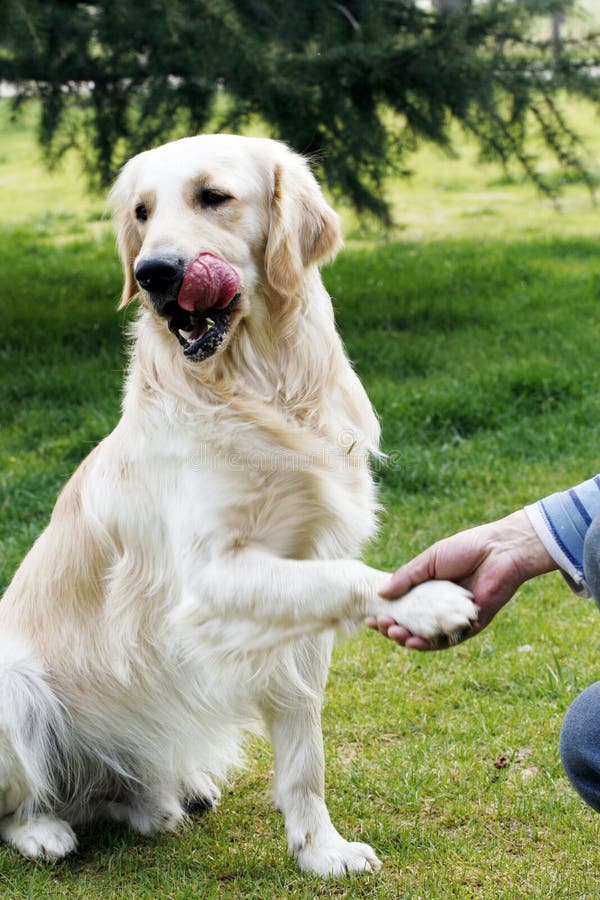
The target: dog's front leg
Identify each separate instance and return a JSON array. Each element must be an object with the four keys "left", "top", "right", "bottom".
[
  {"left": 261, "top": 636, "right": 381, "bottom": 878},
  {"left": 171, "top": 549, "right": 478, "bottom": 654},
  {"left": 171, "top": 551, "right": 388, "bottom": 655}
]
